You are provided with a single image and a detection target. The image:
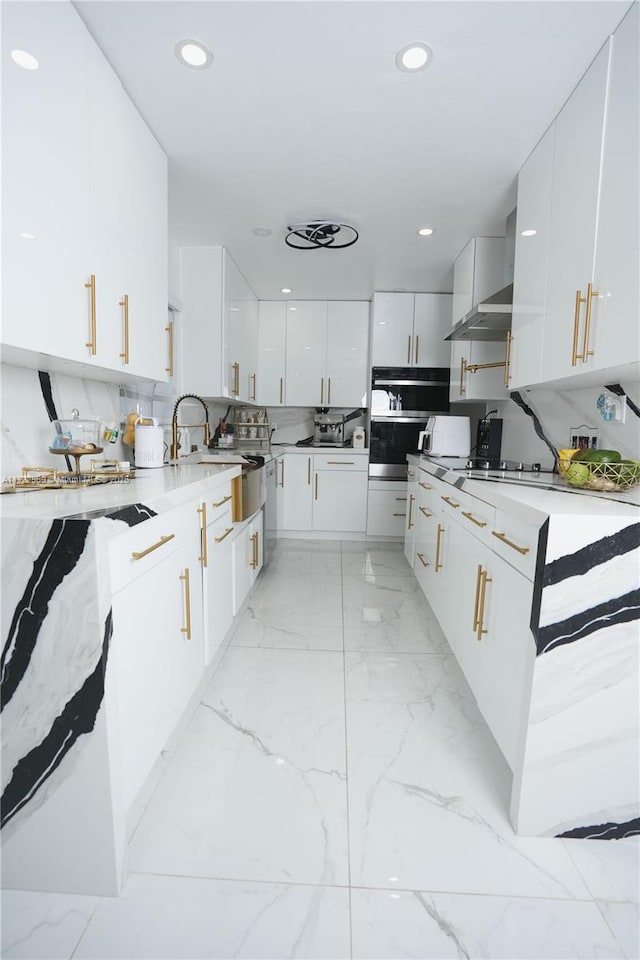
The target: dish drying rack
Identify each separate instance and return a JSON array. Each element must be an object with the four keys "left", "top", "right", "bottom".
[{"left": 2, "top": 462, "right": 134, "bottom": 493}]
